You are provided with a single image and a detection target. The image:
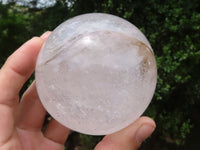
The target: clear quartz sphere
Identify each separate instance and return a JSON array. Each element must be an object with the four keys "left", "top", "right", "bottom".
[{"left": 35, "top": 13, "right": 157, "bottom": 135}]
